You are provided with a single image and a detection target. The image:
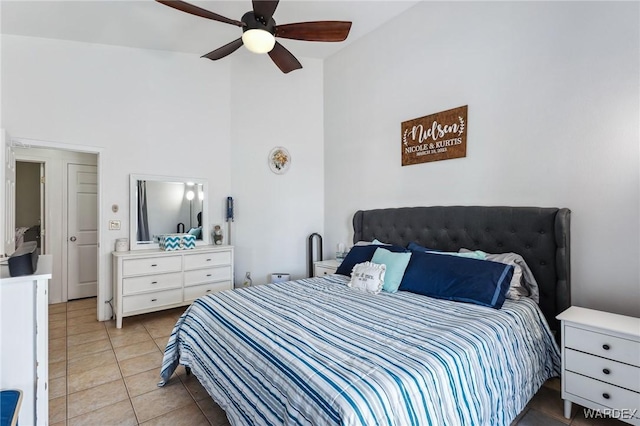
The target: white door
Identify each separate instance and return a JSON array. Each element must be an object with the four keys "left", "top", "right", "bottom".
[
  {"left": 1, "top": 130, "right": 16, "bottom": 257},
  {"left": 67, "top": 164, "right": 97, "bottom": 299}
]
